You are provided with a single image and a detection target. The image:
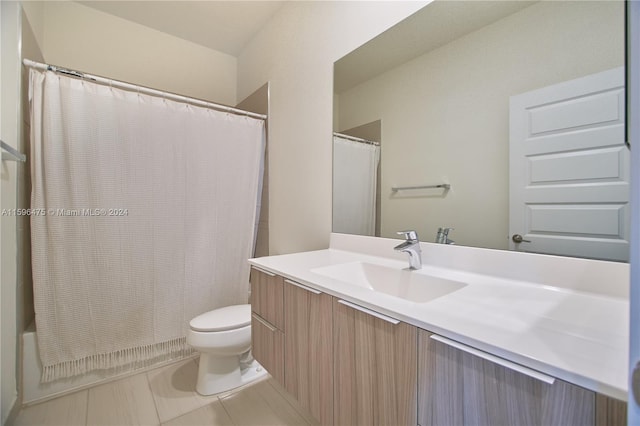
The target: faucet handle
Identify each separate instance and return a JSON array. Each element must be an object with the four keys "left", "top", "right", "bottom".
[
  {"left": 436, "top": 227, "right": 455, "bottom": 244},
  {"left": 397, "top": 230, "right": 419, "bottom": 242},
  {"left": 441, "top": 227, "right": 454, "bottom": 236}
]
